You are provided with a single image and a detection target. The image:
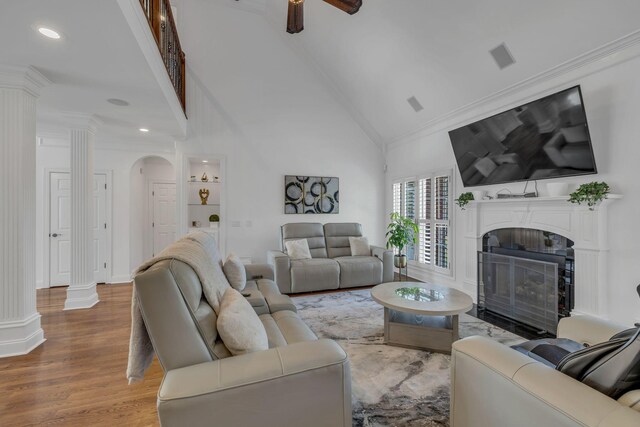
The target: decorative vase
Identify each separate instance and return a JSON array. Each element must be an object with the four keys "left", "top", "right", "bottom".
[
  {"left": 394, "top": 254, "right": 407, "bottom": 268},
  {"left": 198, "top": 188, "right": 210, "bottom": 205},
  {"left": 201, "top": 173, "right": 208, "bottom": 182}
]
